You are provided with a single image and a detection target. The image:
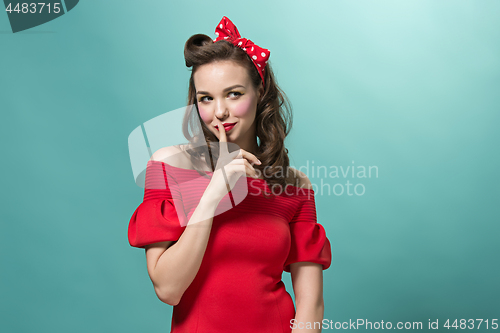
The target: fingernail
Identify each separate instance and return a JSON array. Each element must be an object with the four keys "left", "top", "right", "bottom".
[{"left": 257, "top": 159, "right": 262, "bottom": 165}]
